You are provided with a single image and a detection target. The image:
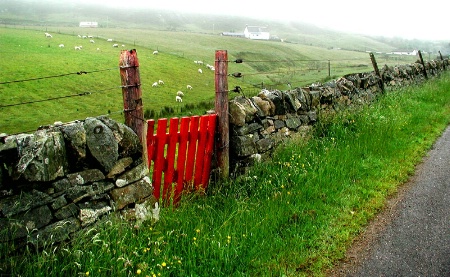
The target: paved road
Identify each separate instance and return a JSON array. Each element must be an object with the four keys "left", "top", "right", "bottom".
[{"left": 330, "top": 126, "right": 450, "bottom": 277}]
